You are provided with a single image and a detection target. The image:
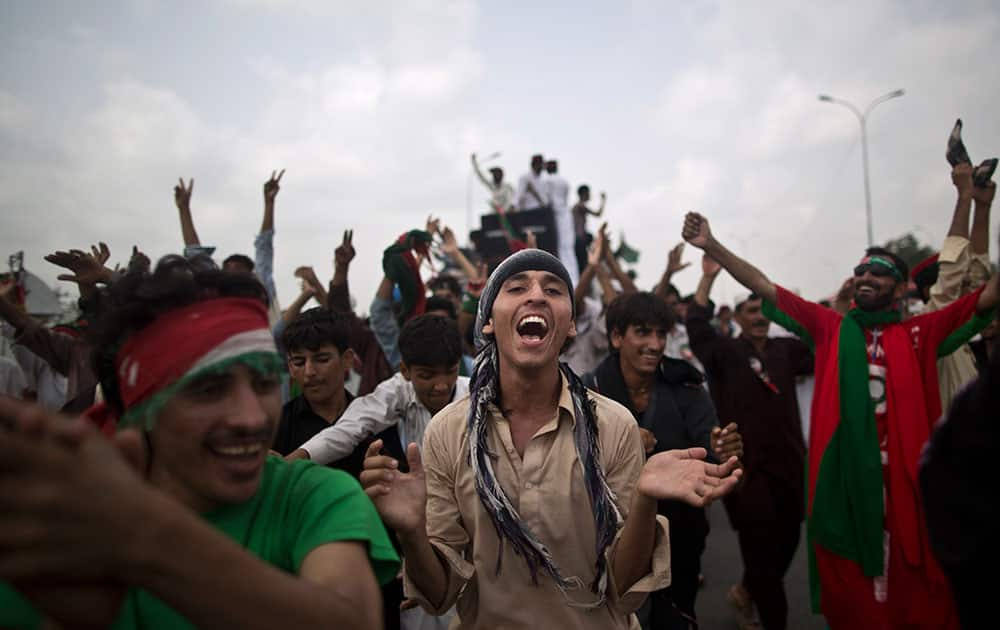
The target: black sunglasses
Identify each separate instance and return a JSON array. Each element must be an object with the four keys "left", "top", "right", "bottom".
[{"left": 853, "top": 263, "right": 898, "bottom": 279}]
